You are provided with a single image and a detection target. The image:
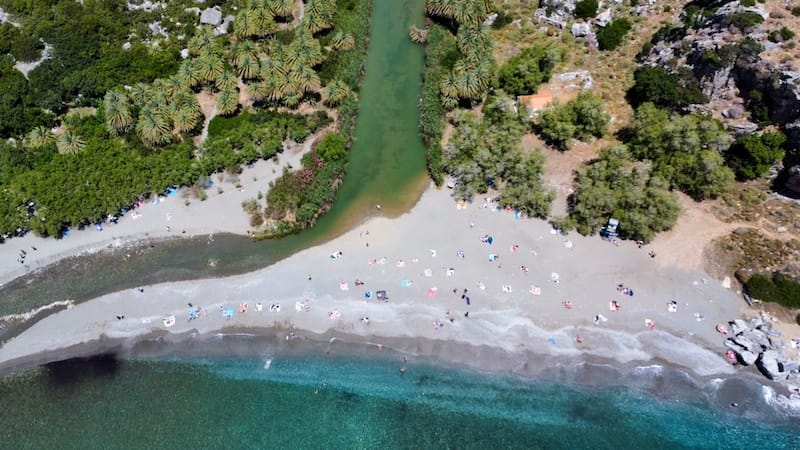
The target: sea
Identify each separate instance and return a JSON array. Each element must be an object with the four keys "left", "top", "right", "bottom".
[{"left": 1, "top": 336, "right": 798, "bottom": 449}]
